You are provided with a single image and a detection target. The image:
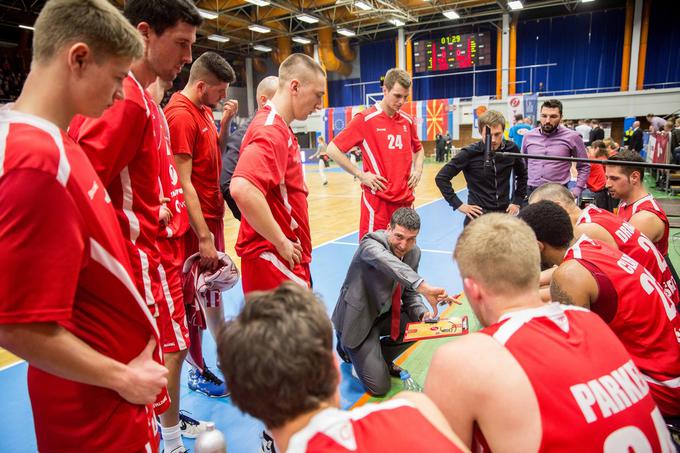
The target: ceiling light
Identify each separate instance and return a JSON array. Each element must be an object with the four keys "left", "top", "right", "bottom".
[
  {"left": 19, "top": 24, "right": 34, "bottom": 31},
  {"left": 355, "top": 1, "right": 372, "bottom": 10},
  {"left": 388, "top": 18, "right": 405, "bottom": 27},
  {"left": 337, "top": 28, "right": 356, "bottom": 37},
  {"left": 248, "top": 24, "right": 271, "bottom": 33},
  {"left": 581, "top": 0, "right": 595, "bottom": 2},
  {"left": 296, "top": 14, "right": 319, "bottom": 24},
  {"left": 442, "top": 10, "right": 460, "bottom": 19},
  {"left": 253, "top": 44, "right": 273, "bottom": 52},
  {"left": 208, "top": 34, "right": 230, "bottom": 43},
  {"left": 292, "top": 36, "right": 312, "bottom": 44},
  {"left": 508, "top": 1, "right": 523, "bottom": 9},
  {"left": 244, "top": 0, "right": 270, "bottom": 6},
  {"left": 197, "top": 8, "right": 219, "bottom": 20}
]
